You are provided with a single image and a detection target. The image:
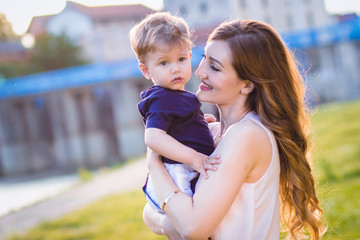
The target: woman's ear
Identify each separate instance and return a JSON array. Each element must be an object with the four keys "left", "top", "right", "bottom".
[
  {"left": 240, "top": 80, "right": 255, "bottom": 95},
  {"left": 139, "top": 63, "right": 151, "bottom": 80}
]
